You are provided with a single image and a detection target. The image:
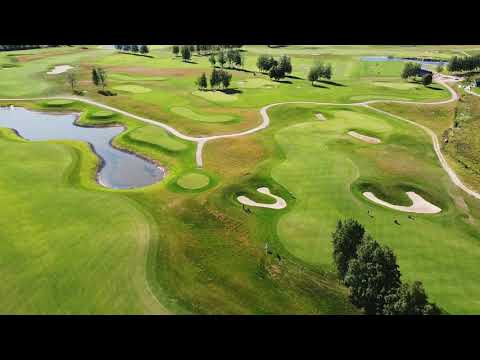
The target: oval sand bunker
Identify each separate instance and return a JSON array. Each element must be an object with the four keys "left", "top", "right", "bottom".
[
  {"left": 237, "top": 187, "right": 287, "bottom": 209},
  {"left": 348, "top": 131, "right": 381, "bottom": 144},
  {"left": 47, "top": 65, "right": 73, "bottom": 75},
  {"left": 363, "top": 191, "right": 441, "bottom": 214}
]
